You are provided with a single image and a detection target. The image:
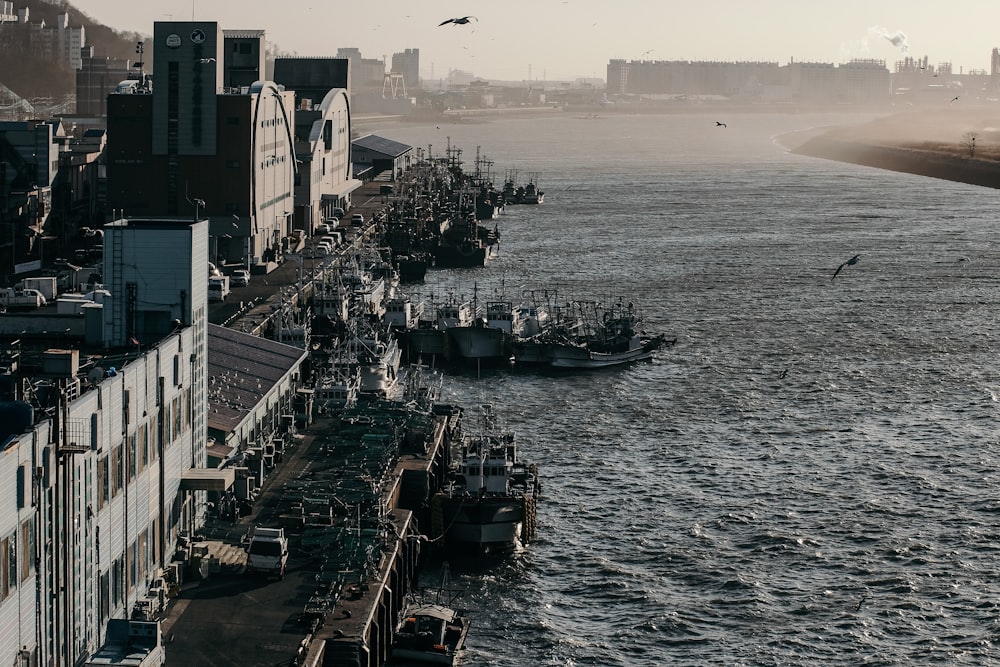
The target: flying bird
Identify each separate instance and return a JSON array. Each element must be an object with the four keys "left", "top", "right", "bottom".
[
  {"left": 950, "top": 96, "right": 960, "bottom": 102},
  {"left": 439, "top": 16, "right": 477, "bottom": 26},
  {"left": 715, "top": 121, "right": 727, "bottom": 128},
  {"left": 832, "top": 254, "right": 861, "bottom": 280}
]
